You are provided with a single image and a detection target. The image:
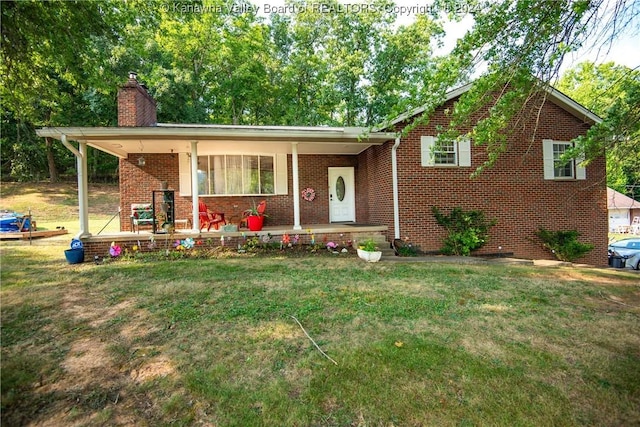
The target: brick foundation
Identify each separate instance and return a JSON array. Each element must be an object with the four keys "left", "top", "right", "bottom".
[{"left": 79, "top": 230, "right": 383, "bottom": 260}]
